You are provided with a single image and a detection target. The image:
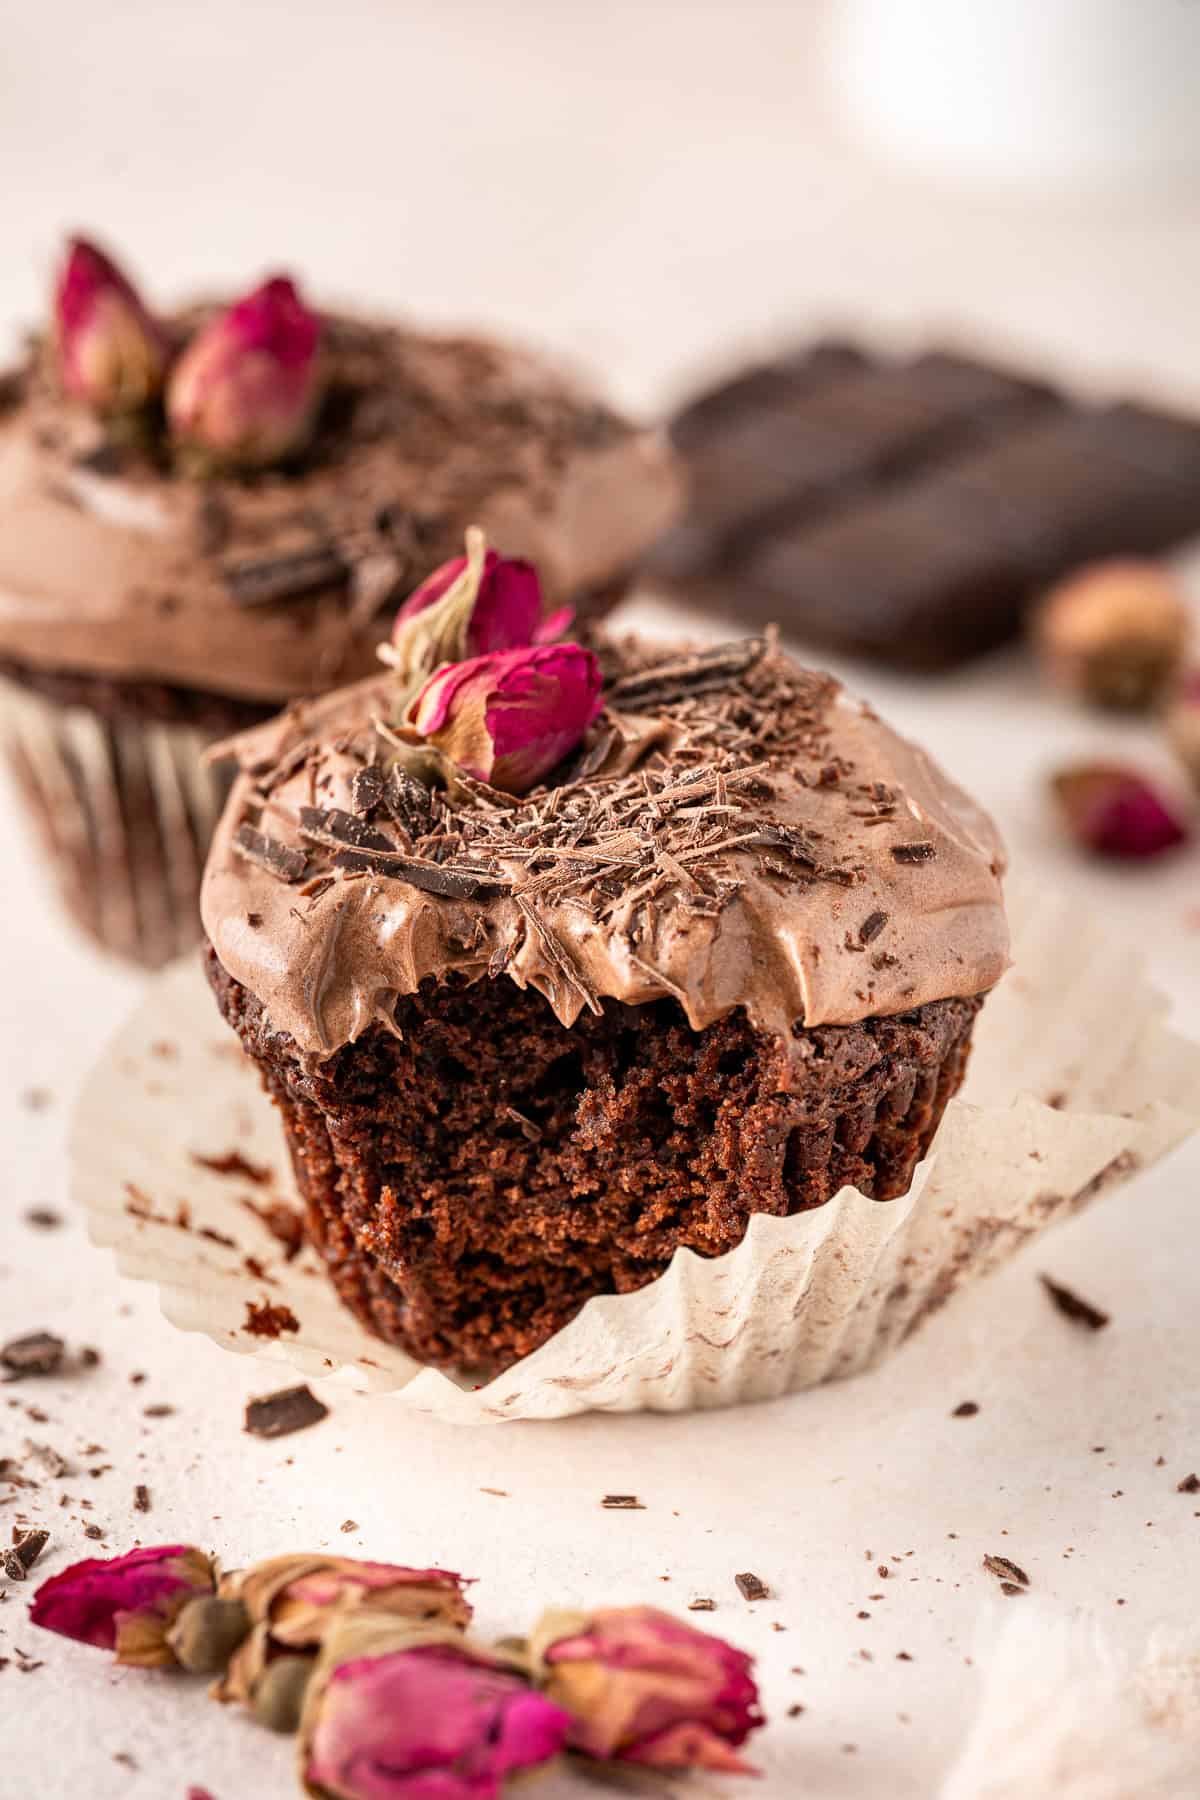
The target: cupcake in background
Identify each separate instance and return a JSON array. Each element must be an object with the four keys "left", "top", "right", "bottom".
[{"left": 0, "top": 238, "right": 681, "bottom": 967}]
